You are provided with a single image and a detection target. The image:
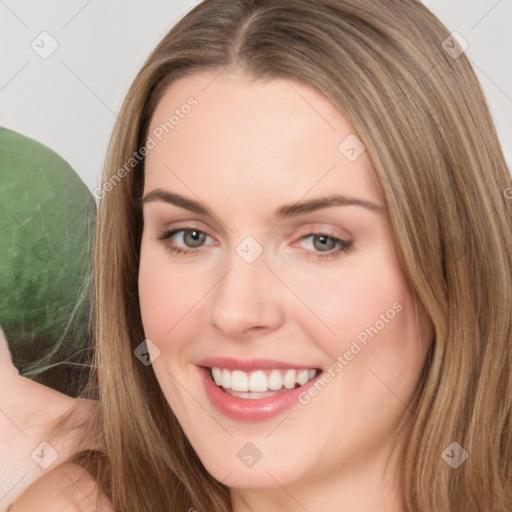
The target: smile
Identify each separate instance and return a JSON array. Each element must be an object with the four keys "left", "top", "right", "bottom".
[
  {"left": 209, "top": 367, "right": 320, "bottom": 398},
  {"left": 196, "top": 359, "right": 324, "bottom": 422}
]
